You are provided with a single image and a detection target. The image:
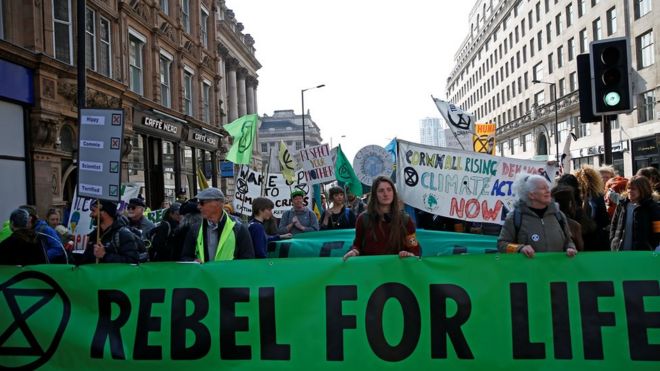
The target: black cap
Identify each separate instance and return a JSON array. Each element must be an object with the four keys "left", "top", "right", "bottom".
[
  {"left": 179, "top": 199, "right": 200, "bottom": 215},
  {"left": 129, "top": 198, "right": 147, "bottom": 208},
  {"left": 91, "top": 199, "right": 118, "bottom": 218}
]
